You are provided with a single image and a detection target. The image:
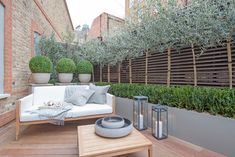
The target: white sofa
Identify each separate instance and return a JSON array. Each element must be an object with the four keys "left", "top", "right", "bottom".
[{"left": 16, "top": 85, "right": 115, "bottom": 140}]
